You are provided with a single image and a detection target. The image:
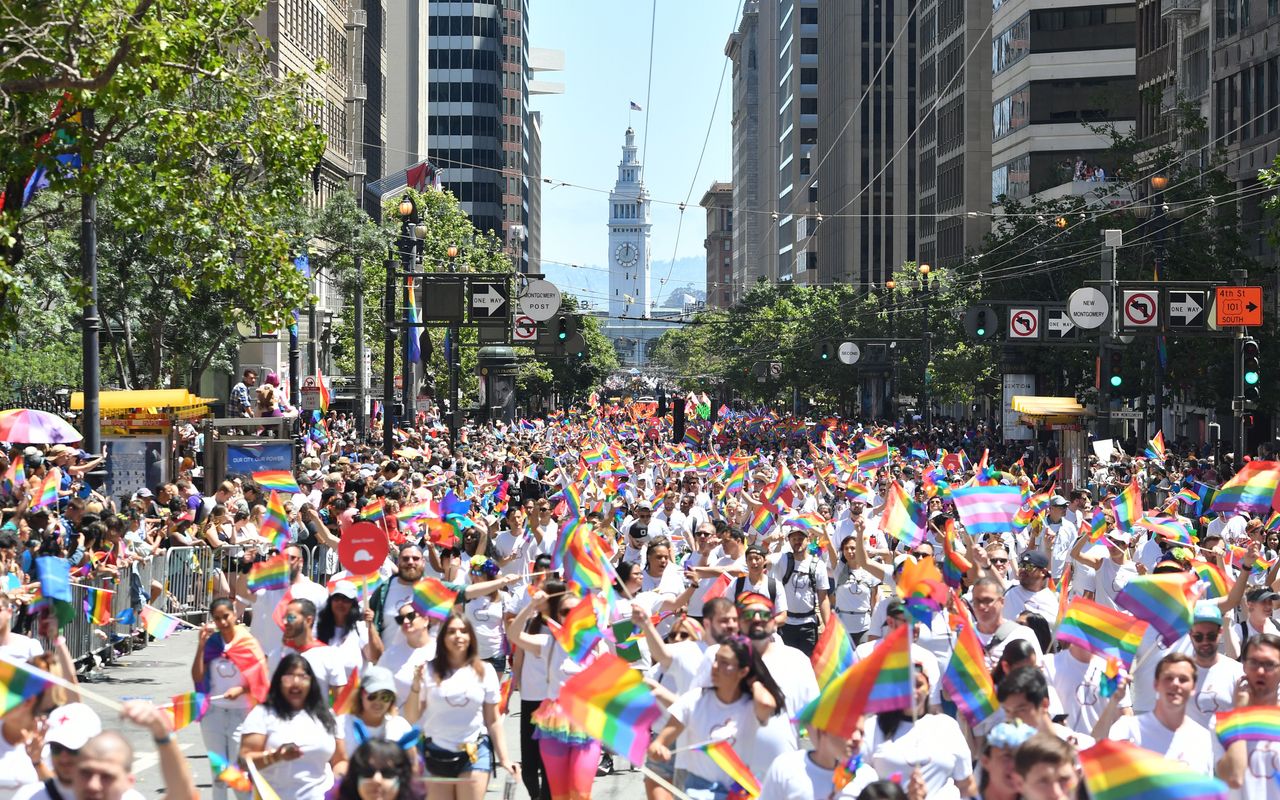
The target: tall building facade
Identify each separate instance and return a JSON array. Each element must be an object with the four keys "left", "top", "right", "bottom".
[
  {"left": 357, "top": 0, "right": 388, "bottom": 200},
  {"left": 725, "top": 1, "right": 766, "bottom": 303},
  {"left": 608, "top": 128, "right": 652, "bottom": 319},
  {"left": 700, "top": 182, "right": 735, "bottom": 309},
  {"left": 815, "top": 0, "right": 918, "bottom": 287},
  {"left": 917, "top": 0, "right": 991, "bottom": 270},
  {"left": 775, "top": 0, "right": 821, "bottom": 285},
  {"left": 989, "top": 0, "right": 1137, "bottom": 204}
]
